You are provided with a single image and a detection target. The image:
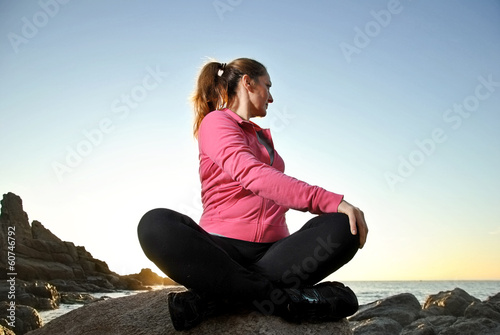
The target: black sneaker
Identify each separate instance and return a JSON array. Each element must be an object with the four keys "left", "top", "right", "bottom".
[
  {"left": 283, "top": 281, "right": 358, "bottom": 323},
  {"left": 168, "top": 290, "right": 204, "bottom": 331},
  {"left": 167, "top": 290, "right": 228, "bottom": 331}
]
